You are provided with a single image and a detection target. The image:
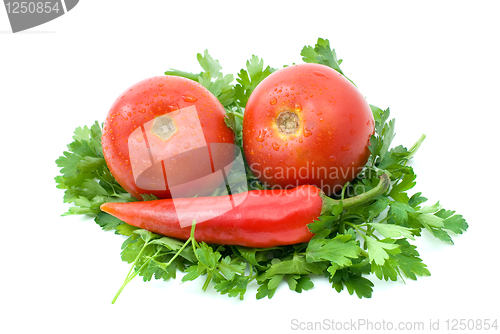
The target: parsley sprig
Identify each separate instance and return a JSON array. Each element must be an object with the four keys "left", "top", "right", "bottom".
[{"left": 56, "top": 38, "right": 468, "bottom": 302}]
